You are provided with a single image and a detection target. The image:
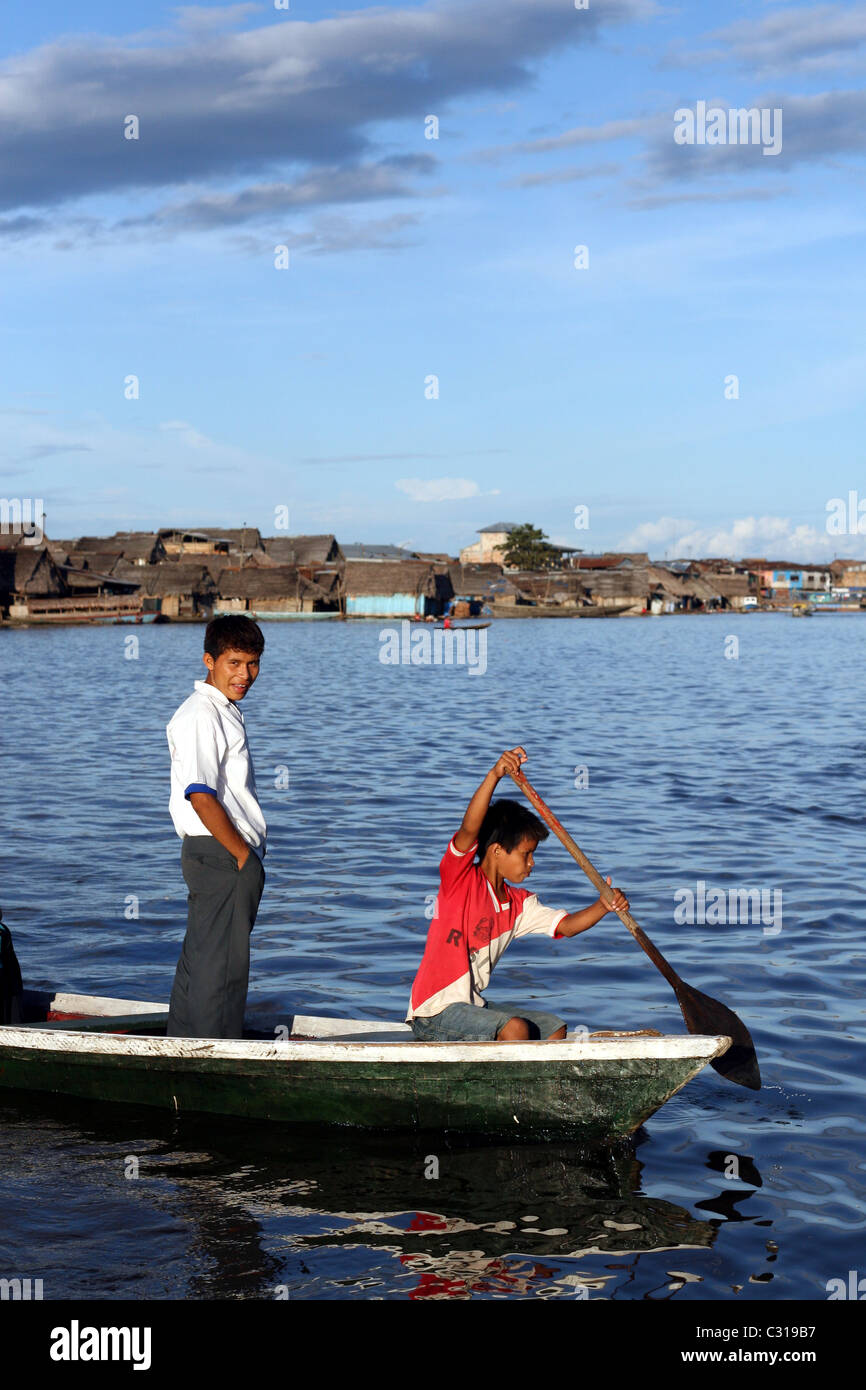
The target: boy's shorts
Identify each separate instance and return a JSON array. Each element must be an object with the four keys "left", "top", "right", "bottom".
[{"left": 410, "top": 998, "right": 566, "bottom": 1042}]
